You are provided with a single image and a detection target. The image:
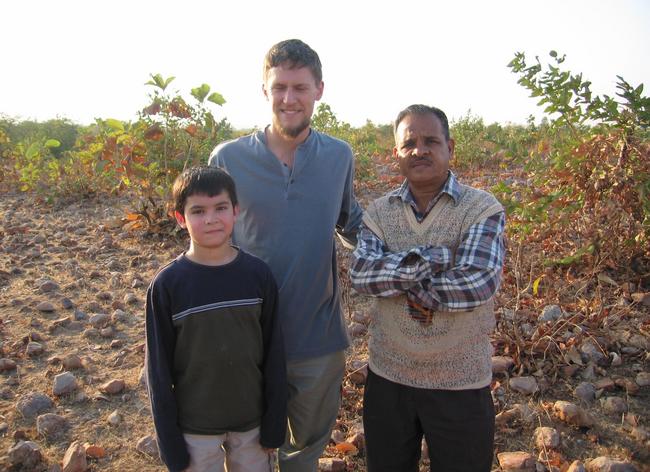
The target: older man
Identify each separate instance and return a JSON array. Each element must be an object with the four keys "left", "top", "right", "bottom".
[{"left": 350, "top": 104, "right": 505, "bottom": 472}]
